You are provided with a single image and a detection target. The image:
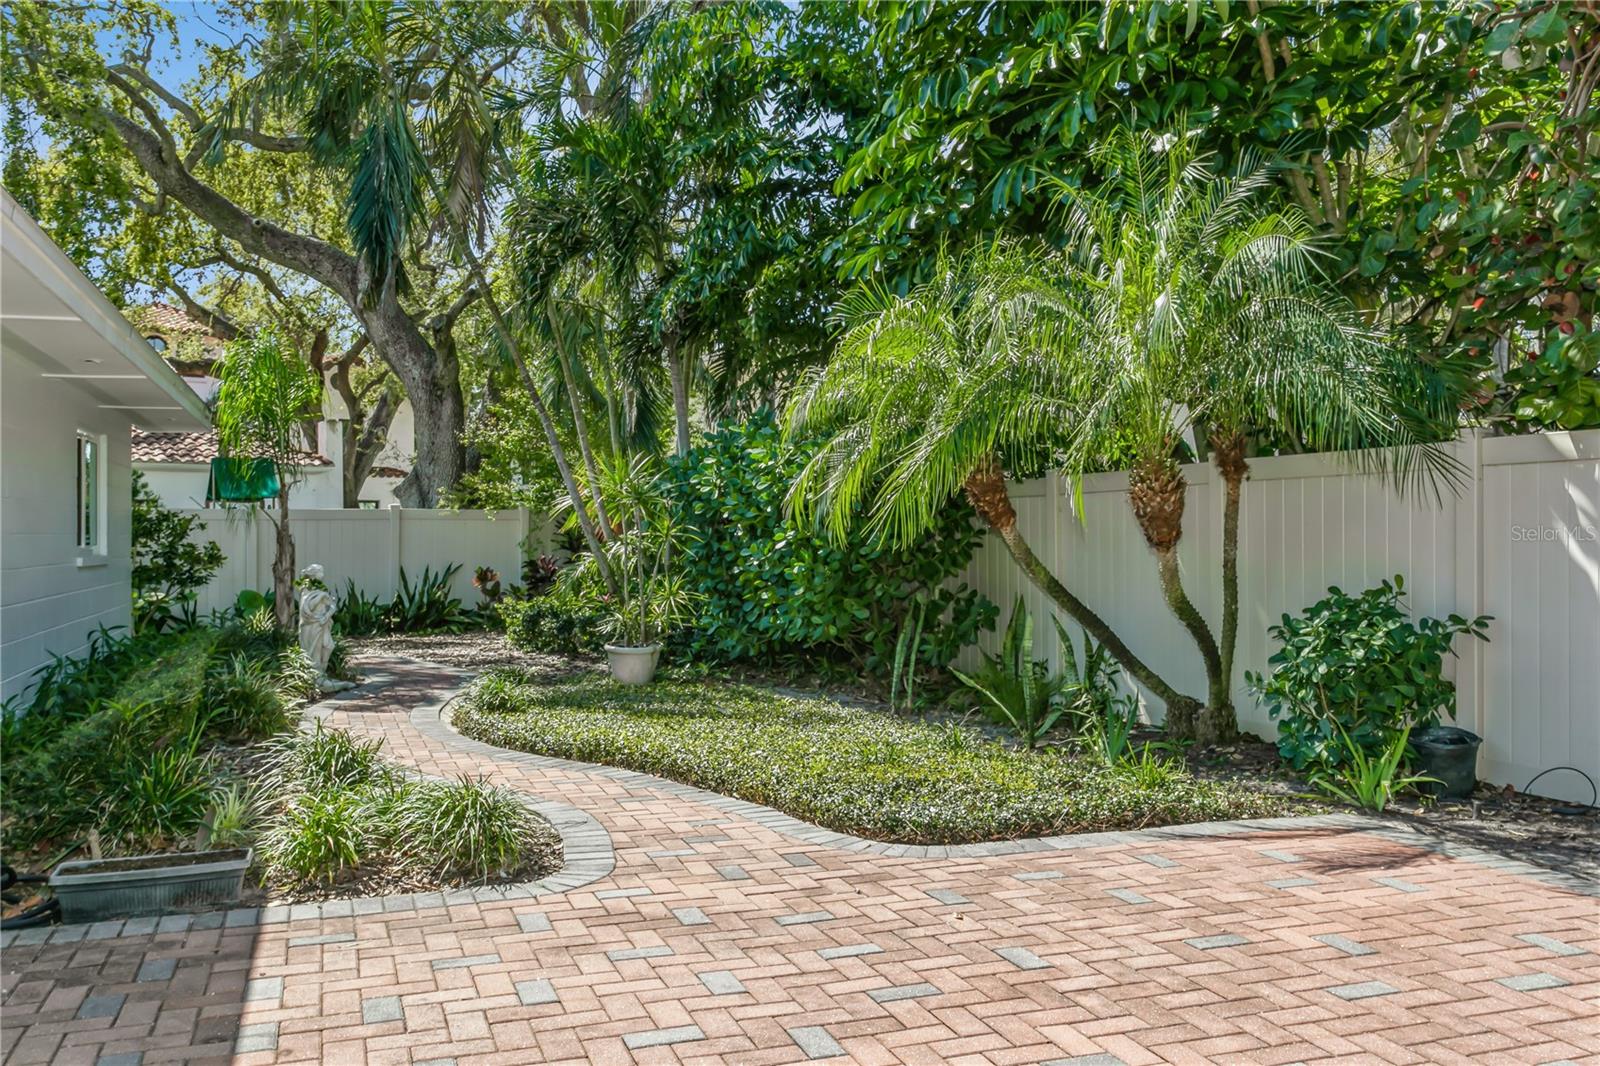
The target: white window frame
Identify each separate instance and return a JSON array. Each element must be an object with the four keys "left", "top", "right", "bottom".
[{"left": 75, "top": 430, "right": 107, "bottom": 557}]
